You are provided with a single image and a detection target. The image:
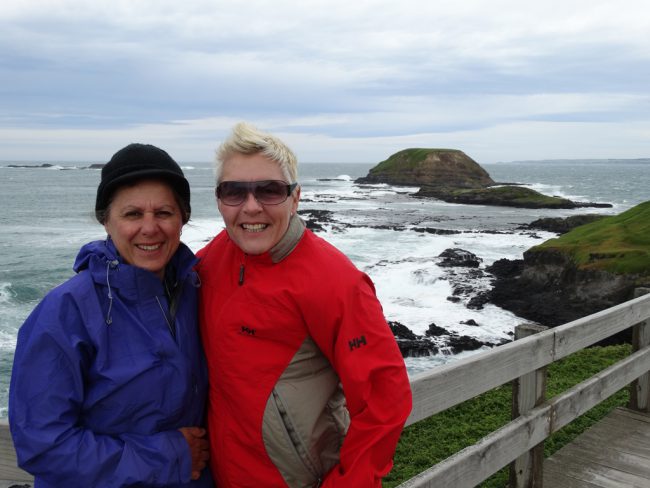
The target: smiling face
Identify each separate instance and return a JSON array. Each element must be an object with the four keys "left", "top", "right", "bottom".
[
  {"left": 103, "top": 180, "right": 183, "bottom": 279},
  {"left": 218, "top": 153, "right": 300, "bottom": 255}
]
